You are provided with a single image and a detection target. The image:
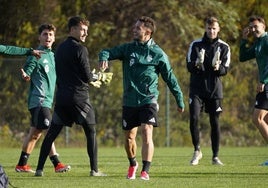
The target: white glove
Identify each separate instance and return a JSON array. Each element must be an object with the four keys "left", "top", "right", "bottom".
[
  {"left": 195, "top": 48, "right": 205, "bottom": 68},
  {"left": 212, "top": 48, "right": 221, "bottom": 71}
]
